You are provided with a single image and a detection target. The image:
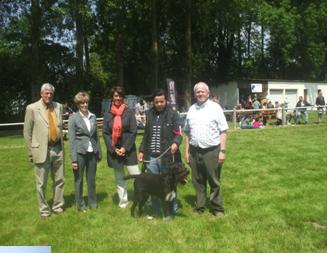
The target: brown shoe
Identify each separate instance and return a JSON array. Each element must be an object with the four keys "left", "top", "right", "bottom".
[{"left": 41, "top": 215, "right": 50, "bottom": 221}]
